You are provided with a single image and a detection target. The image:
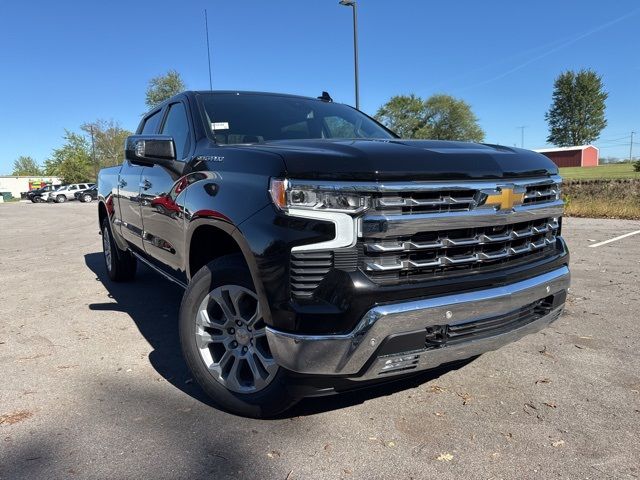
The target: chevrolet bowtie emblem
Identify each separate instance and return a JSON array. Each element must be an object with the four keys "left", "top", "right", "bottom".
[{"left": 485, "top": 187, "right": 525, "bottom": 211}]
